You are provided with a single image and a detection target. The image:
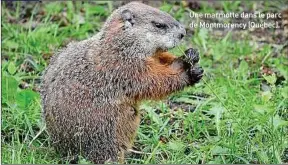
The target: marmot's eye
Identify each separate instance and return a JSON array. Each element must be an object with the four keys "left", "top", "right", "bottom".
[{"left": 152, "top": 21, "right": 168, "bottom": 29}]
